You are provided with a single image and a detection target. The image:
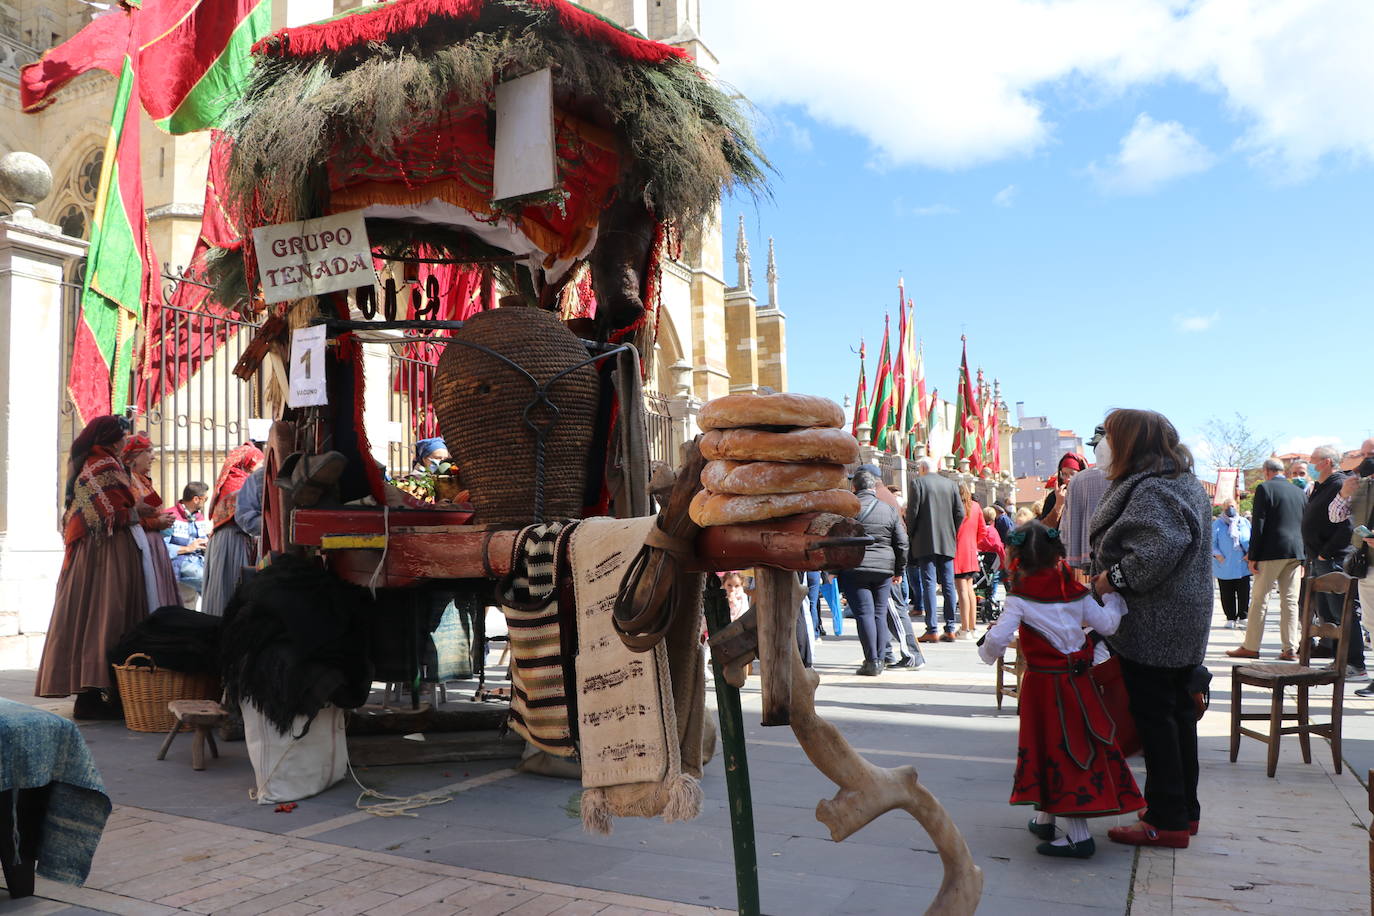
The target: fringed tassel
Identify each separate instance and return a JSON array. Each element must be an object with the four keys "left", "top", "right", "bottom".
[
  {"left": 580, "top": 787, "right": 613, "bottom": 836},
  {"left": 661, "top": 772, "right": 702, "bottom": 824}
]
